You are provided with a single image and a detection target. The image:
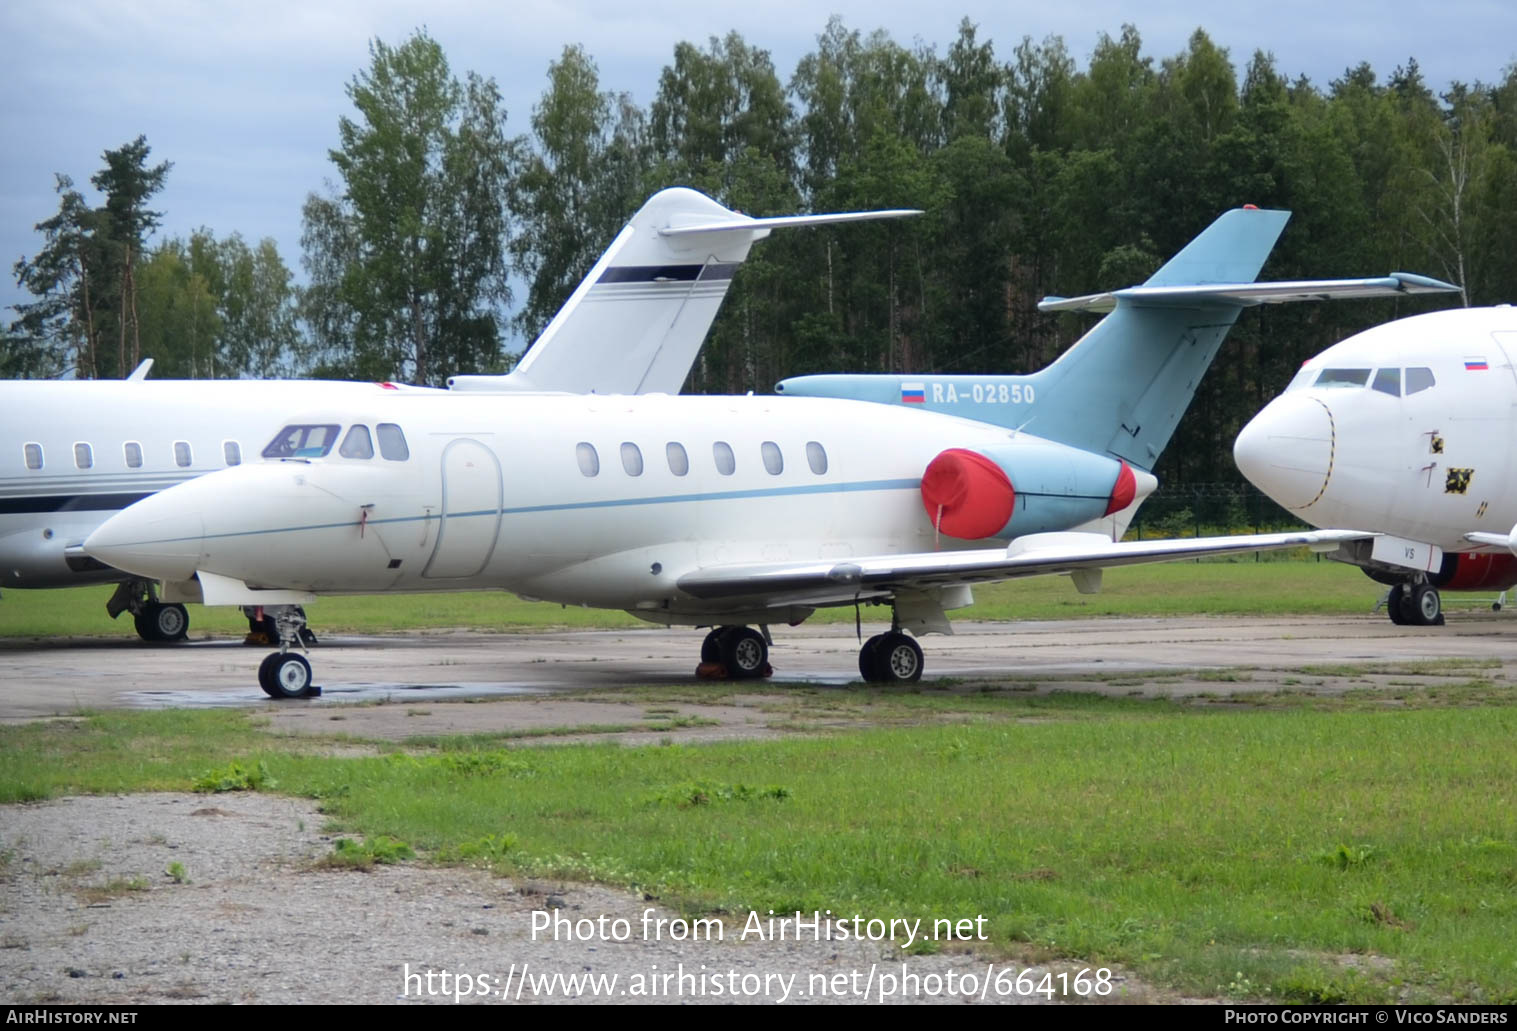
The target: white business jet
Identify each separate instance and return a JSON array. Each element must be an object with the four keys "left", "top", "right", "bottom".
[
  {"left": 82, "top": 205, "right": 1443, "bottom": 697},
  {"left": 1235, "top": 305, "right": 1517, "bottom": 625},
  {"left": 0, "top": 188, "right": 916, "bottom": 641}
]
